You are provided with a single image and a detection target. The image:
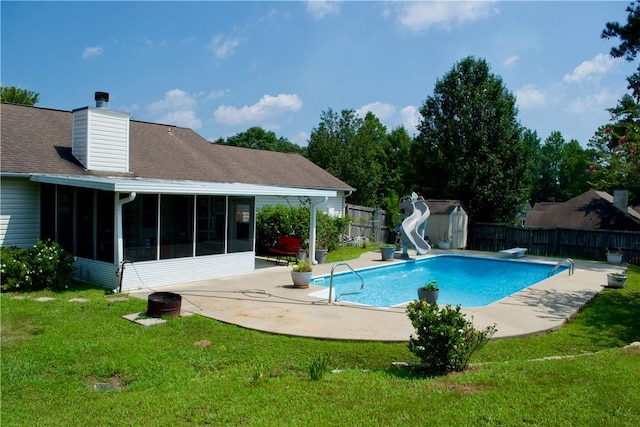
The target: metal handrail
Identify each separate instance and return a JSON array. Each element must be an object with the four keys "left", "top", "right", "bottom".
[
  {"left": 328, "top": 262, "right": 364, "bottom": 303},
  {"left": 549, "top": 258, "right": 574, "bottom": 277}
]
